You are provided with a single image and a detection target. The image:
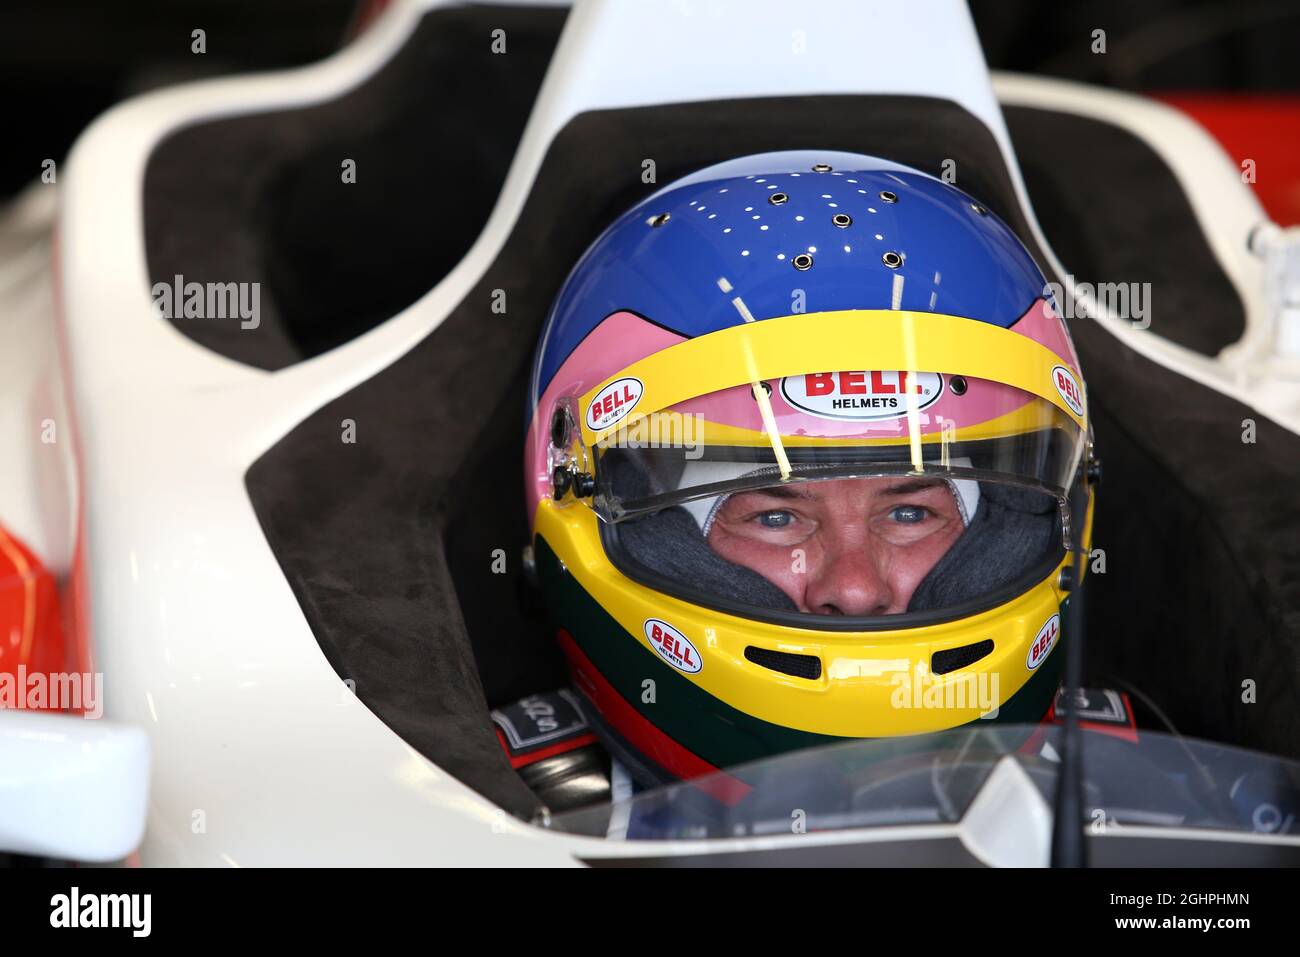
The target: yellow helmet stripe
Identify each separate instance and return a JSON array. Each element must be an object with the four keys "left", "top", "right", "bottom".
[{"left": 578, "top": 309, "right": 1086, "bottom": 447}]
